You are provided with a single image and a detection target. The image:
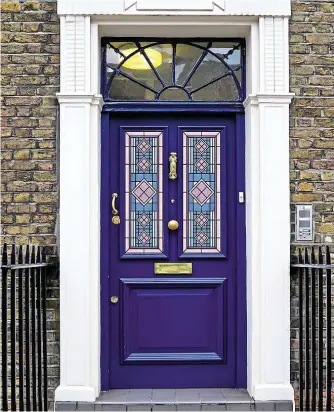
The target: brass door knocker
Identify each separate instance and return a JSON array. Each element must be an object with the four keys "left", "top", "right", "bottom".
[{"left": 169, "top": 152, "right": 177, "bottom": 180}]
